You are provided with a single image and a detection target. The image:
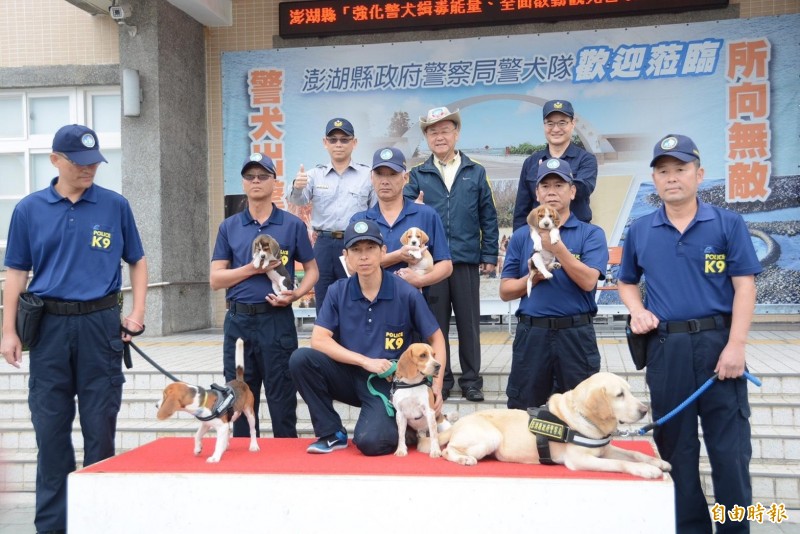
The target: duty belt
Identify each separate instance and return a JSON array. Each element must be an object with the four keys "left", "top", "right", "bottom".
[
  {"left": 227, "top": 301, "right": 272, "bottom": 315},
  {"left": 42, "top": 293, "right": 119, "bottom": 316},
  {"left": 314, "top": 229, "right": 345, "bottom": 239},
  {"left": 518, "top": 313, "right": 592, "bottom": 330},
  {"left": 663, "top": 314, "right": 732, "bottom": 334}
]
